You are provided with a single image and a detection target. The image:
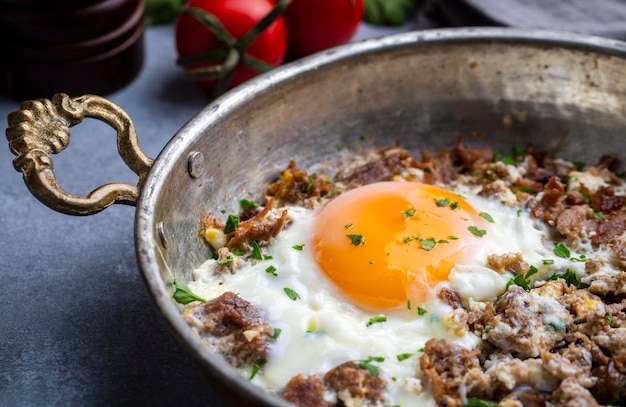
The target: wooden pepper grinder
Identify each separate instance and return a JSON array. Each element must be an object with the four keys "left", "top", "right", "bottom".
[{"left": 0, "top": 0, "right": 145, "bottom": 100}]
